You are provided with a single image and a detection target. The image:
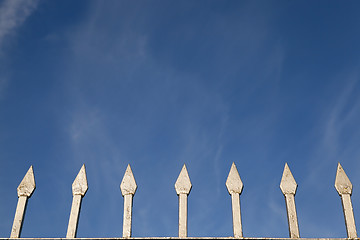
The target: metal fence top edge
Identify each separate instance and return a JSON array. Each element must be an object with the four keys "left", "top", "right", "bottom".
[
  {"left": 0, "top": 238, "right": 358, "bottom": 240},
  {"left": 7, "top": 163, "right": 358, "bottom": 239}
]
